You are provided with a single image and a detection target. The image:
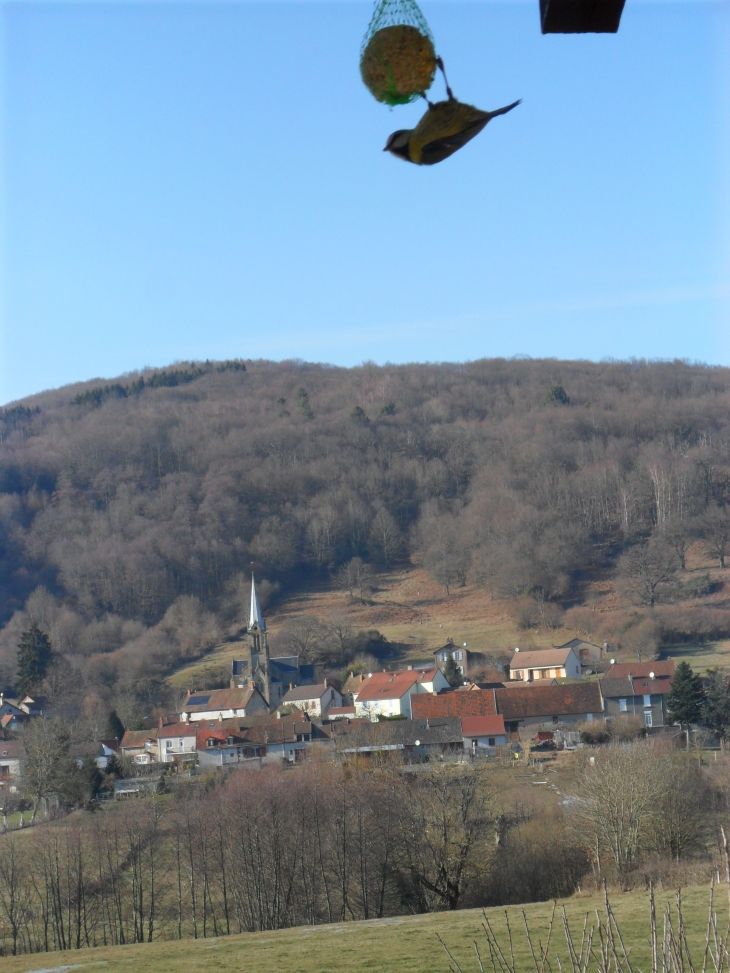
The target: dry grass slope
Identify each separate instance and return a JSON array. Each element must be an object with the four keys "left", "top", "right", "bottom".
[{"left": 3, "top": 885, "right": 722, "bottom": 973}]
